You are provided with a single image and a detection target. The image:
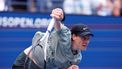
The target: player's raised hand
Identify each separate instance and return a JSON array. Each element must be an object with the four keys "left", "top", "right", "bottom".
[
  {"left": 67, "top": 65, "right": 79, "bottom": 69},
  {"left": 50, "top": 8, "right": 64, "bottom": 21}
]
